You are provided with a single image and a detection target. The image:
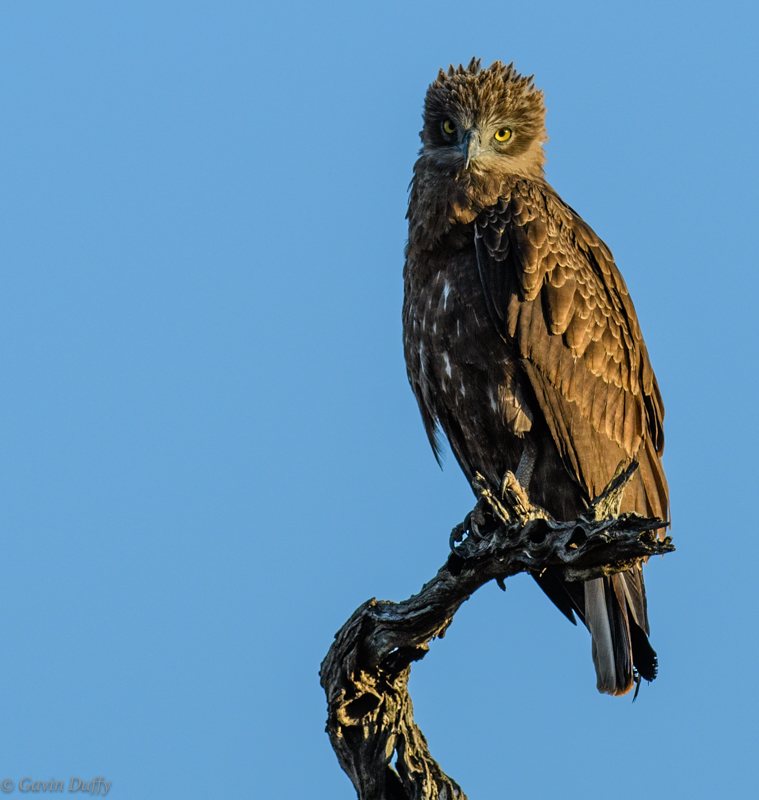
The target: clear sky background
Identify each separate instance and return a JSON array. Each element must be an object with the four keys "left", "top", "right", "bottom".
[{"left": 0, "top": 1, "right": 756, "bottom": 798}]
